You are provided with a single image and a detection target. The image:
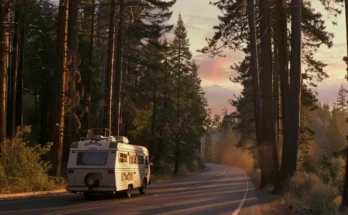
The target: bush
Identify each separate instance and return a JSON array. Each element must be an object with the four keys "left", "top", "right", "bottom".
[
  {"left": 0, "top": 126, "right": 64, "bottom": 194},
  {"left": 284, "top": 172, "right": 339, "bottom": 215}
]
